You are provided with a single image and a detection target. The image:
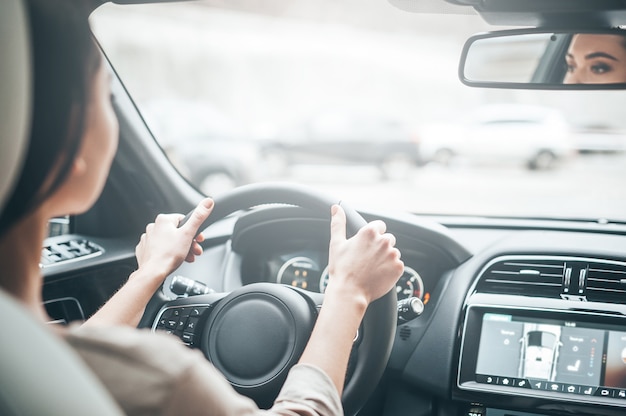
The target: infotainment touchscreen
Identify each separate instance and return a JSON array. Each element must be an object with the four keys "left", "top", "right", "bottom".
[{"left": 470, "top": 312, "right": 626, "bottom": 399}]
